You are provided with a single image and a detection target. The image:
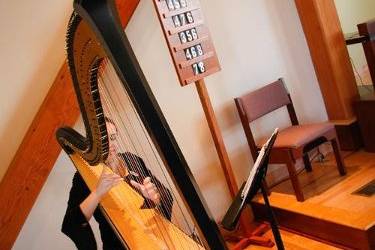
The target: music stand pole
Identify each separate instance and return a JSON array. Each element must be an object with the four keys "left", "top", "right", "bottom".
[{"left": 260, "top": 185, "right": 284, "bottom": 250}]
